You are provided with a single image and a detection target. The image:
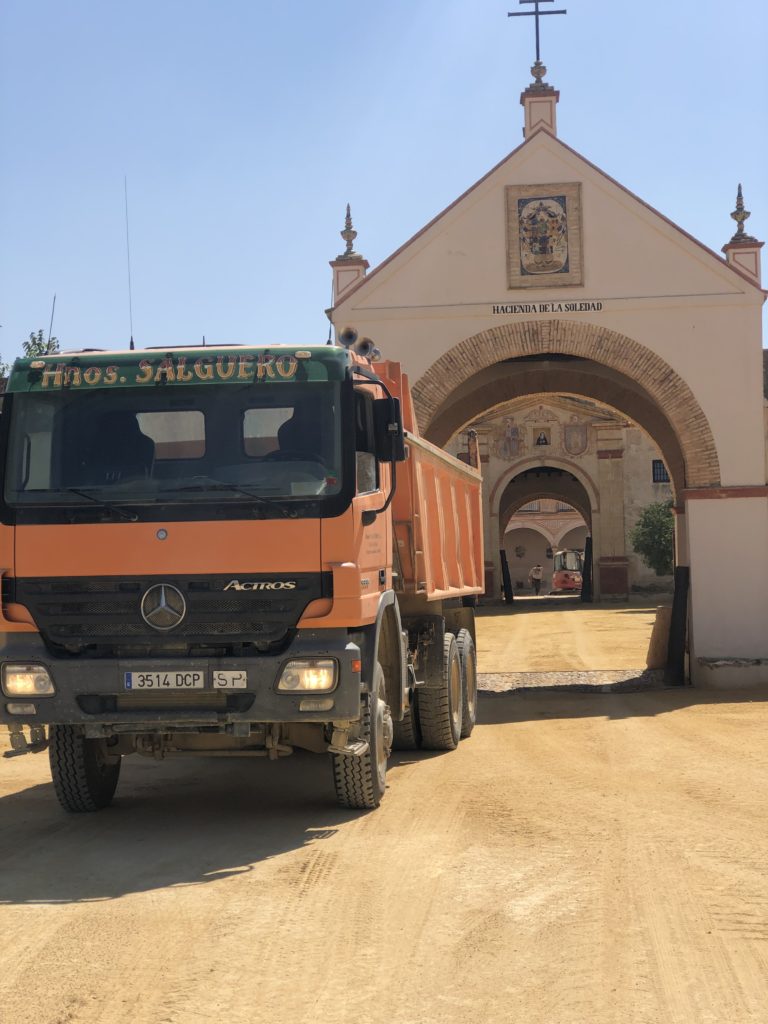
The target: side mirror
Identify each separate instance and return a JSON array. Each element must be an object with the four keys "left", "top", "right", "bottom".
[{"left": 372, "top": 397, "right": 406, "bottom": 462}]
